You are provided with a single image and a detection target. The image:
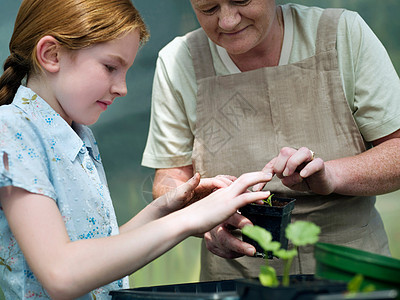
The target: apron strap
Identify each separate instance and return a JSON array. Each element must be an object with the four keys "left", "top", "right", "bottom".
[
  {"left": 316, "top": 8, "right": 345, "bottom": 54},
  {"left": 186, "top": 28, "right": 216, "bottom": 81}
]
